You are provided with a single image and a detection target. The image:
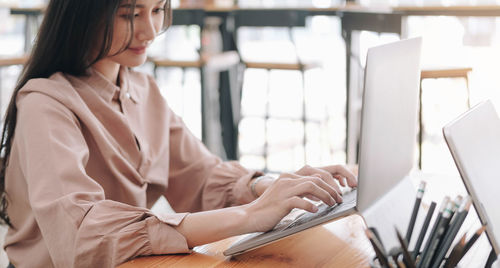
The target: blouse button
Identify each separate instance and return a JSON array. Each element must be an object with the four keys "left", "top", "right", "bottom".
[{"left": 125, "top": 92, "right": 131, "bottom": 99}]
